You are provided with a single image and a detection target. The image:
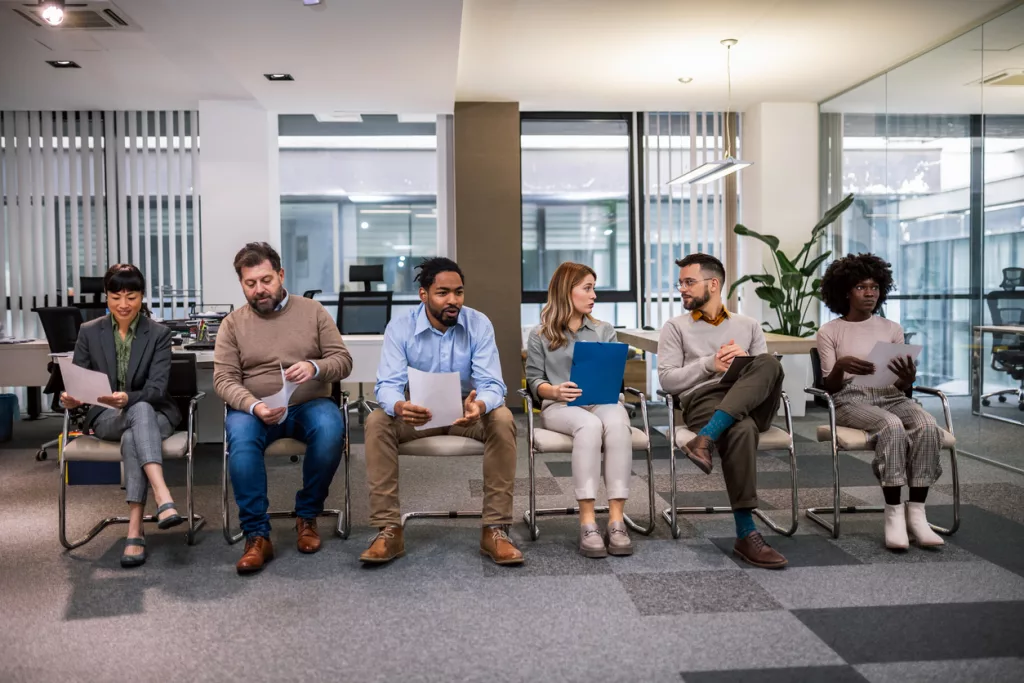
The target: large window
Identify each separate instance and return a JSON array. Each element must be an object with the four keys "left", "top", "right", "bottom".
[
  {"left": 520, "top": 115, "right": 637, "bottom": 326},
  {"left": 278, "top": 115, "right": 438, "bottom": 313}
]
